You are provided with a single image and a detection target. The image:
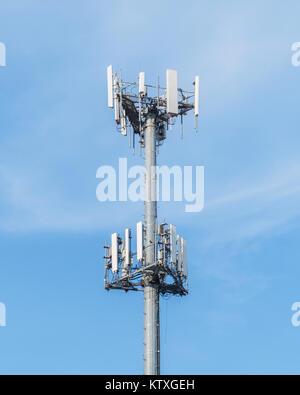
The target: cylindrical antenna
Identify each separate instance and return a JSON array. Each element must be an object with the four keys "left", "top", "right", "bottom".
[
  {"left": 139, "top": 95, "right": 142, "bottom": 132},
  {"left": 181, "top": 114, "right": 183, "bottom": 139},
  {"left": 133, "top": 129, "right": 135, "bottom": 155}
]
